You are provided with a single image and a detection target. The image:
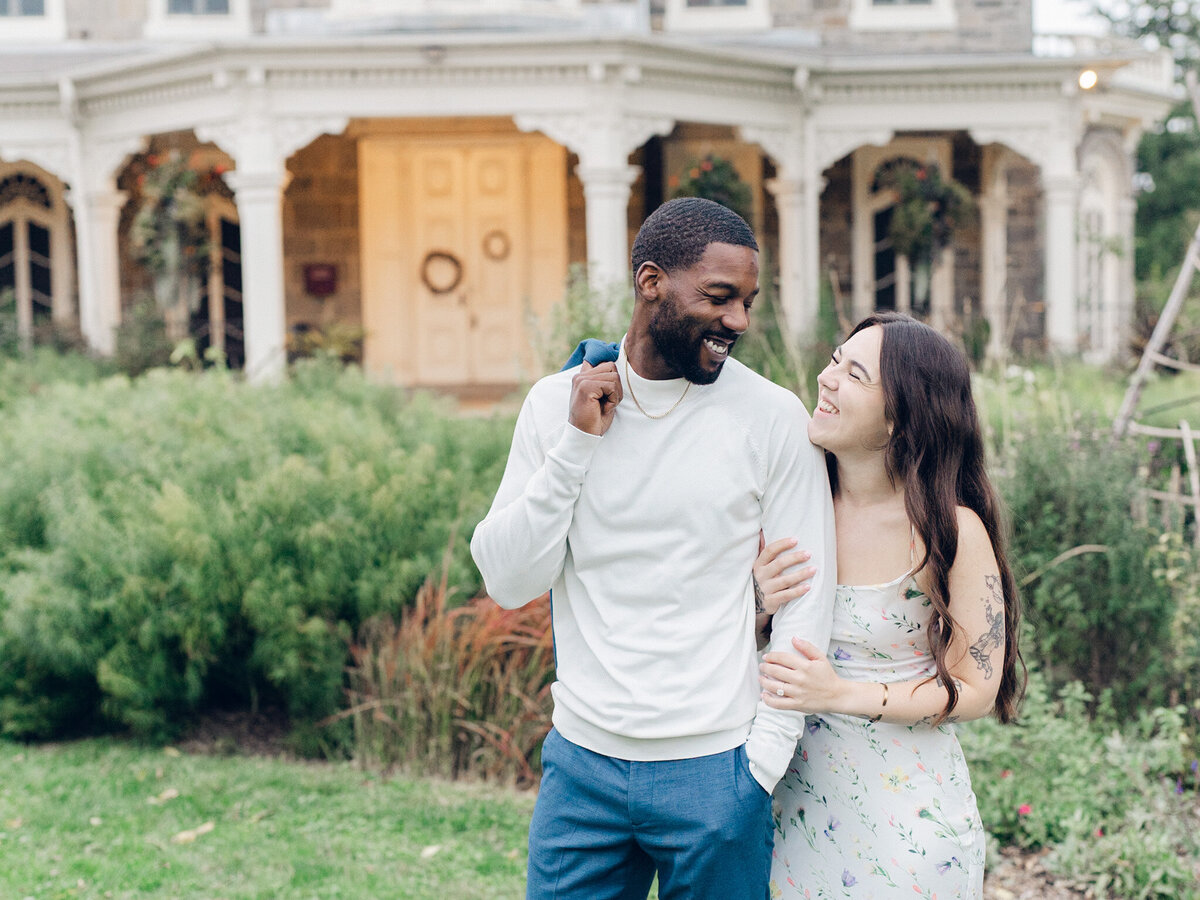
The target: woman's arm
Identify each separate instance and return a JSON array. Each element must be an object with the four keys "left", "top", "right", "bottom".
[
  {"left": 758, "top": 507, "right": 1005, "bottom": 725},
  {"left": 752, "top": 533, "right": 815, "bottom": 648}
]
